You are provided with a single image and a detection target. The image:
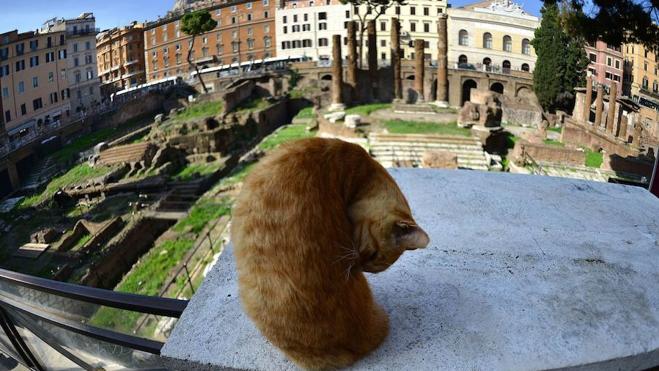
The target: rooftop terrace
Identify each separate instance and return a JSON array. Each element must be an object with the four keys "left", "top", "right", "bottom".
[{"left": 162, "top": 169, "right": 659, "bottom": 370}]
